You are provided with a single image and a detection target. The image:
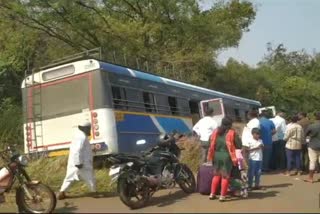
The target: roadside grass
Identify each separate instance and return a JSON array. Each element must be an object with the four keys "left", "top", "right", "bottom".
[
  {"left": 2, "top": 136, "right": 214, "bottom": 207},
  {"left": 3, "top": 156, "right": 115, "bottom": 206},
  {"left": 177, "top": 137, "right": 200, "bottom": 173}
]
